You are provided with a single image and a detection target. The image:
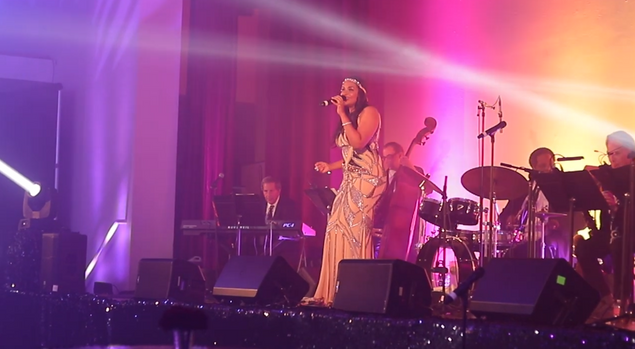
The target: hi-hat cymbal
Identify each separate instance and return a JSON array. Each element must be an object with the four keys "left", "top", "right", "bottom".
[{"left": 461, "top": 166, "right": 527, "bottom": 200}]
